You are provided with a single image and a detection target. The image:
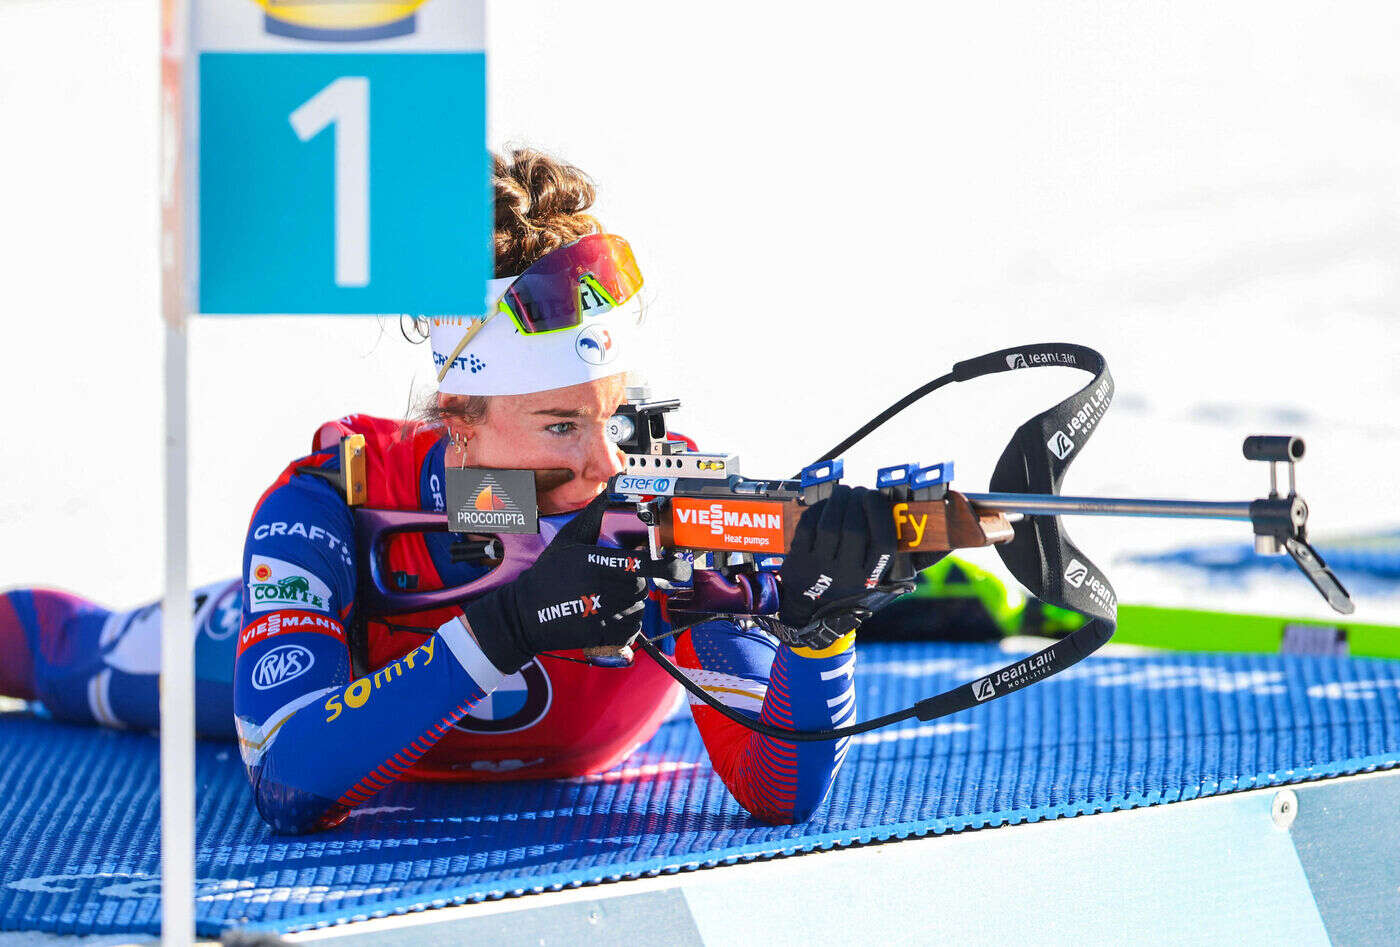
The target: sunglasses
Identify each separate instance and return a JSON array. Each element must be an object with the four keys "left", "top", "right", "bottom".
[{"left": 496, "top": 233, "right": 644, "bottom": 335}]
